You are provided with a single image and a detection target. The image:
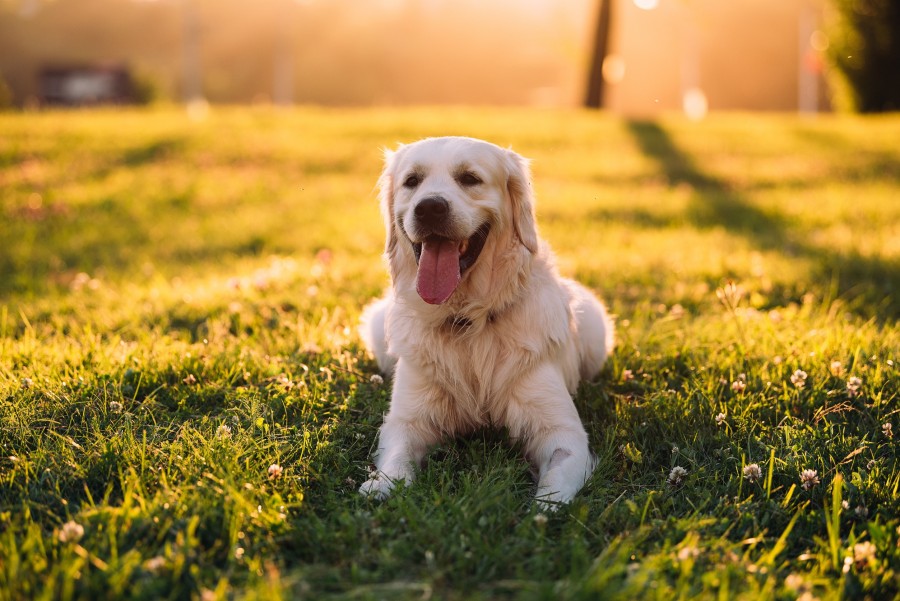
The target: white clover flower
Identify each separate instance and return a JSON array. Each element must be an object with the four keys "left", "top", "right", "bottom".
[
  {"left": 267, "top": 464, "right": 283, "bottom": 480},
  {"left": 677, "top": 546, "right": 700, "bottom": 561},
  {"left": 743, "top": 463, "right": 761, "bottom": 483},
  {"left": 533, "top": 513, "right": 548, "bottom": 526},
  {"left": 143, "top": 556, "right": 166, "bottom": 573},
  {"left": 853, "top": 541, "right": 876, "bottom": 570},
  {"left": 800, "top": 469, "right": 820, "bottom": 490},
  {"left": 731, "top": 379, "right": 746, "bottom": 393},
  {"left": 21, "top": 377, "right": 34, "bottom": 389},
  {"left": 716, "top": 281, "right": 742, "bottom": 307},
  {"left": 109, "top": 401, "right": 123, "bottom": 414},
  {"left": 667, "top": 466, "right": 688, "bottom": 487},
  {"left": 790, "top": 369, "right": 808, "bottom": 388},
  {"left": 216, "top": 424, "right": 232, "bottom": 439},
  {"left": 183, "top": 374, "right": 197, "bottom": 386},
  {"left": 715, "top": 412, "right": 727, "bottom": 426},
  {"left": 881, "top": 422, "right": 892, "bottom": 438},
  {"left": 784, "top": 573, "right": 806, "bottom": 592},
  {"left": 58, "top": 520, "right": 84, "bottom": 543},
  {"left": 842, "top": 555, "right": 854, "bottom": 574},
  {"left": 275, "top": 374, "right": 295, "bottom": 390},
  {"left": 370, "top": 374, "right": 384, "bottom": 386},
  {"left": 830, "top": 360, "right": 844, "bottom": 376},
  {"left": 622, "top": 369, "right": 634, "bottom": 382},
  {"left": 847, "top": 376, "right": 863, "bottom": 397}
]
